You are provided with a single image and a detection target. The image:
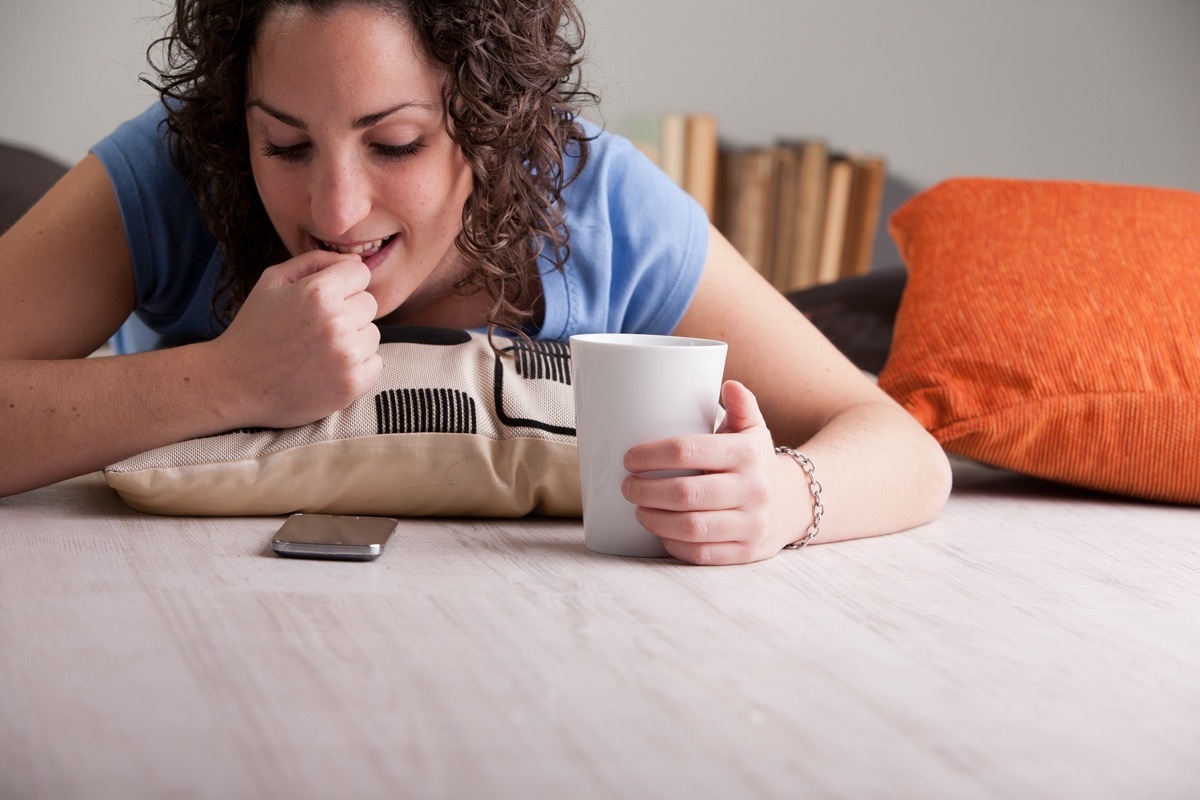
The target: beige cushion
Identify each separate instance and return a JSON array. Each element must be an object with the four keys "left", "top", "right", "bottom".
[{"left": 104, "top": 328, "right": 581, "bottom": 517}]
